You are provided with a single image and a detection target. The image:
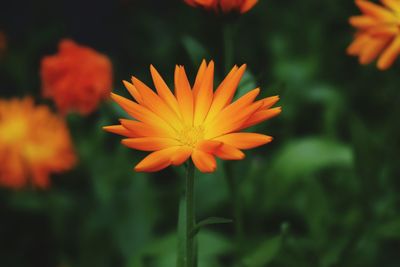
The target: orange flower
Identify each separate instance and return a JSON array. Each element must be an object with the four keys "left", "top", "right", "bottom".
[
  {"left": 0, "top": 98, "right": 76, "bottom": 189},
  {"left": 185, "top": 0, "right": 258, "bottom": 13},
  {"left": 104, "top": 60, "right": 280, "bottom": 173},
  {"left": 347, "top": 0, "right": 400, "bottom": 70},
  {"left": 40, "top": 39, "right": 113, "bottom": 115}
]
